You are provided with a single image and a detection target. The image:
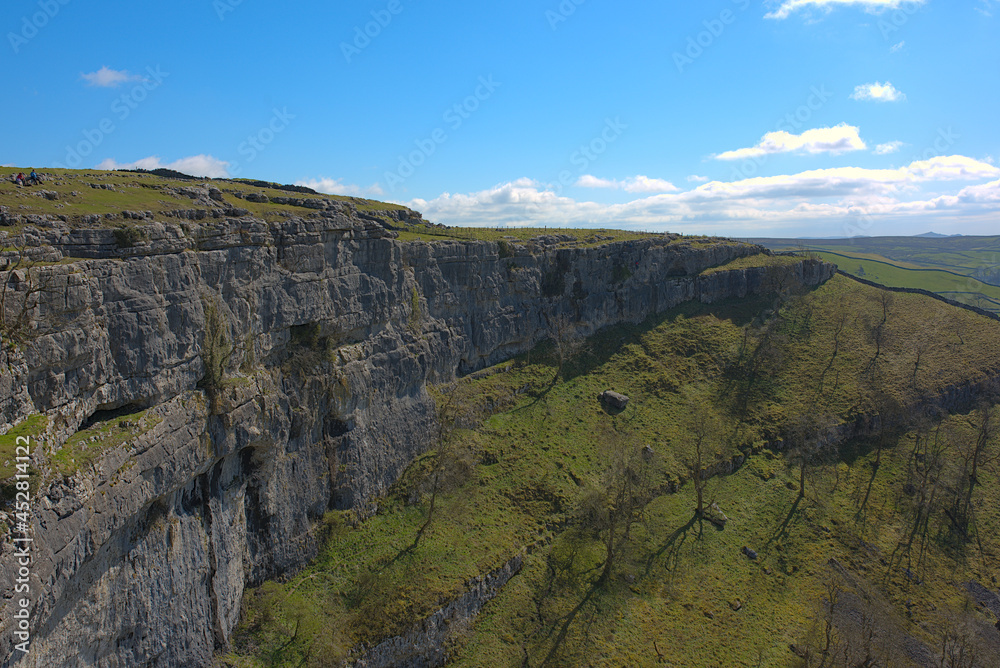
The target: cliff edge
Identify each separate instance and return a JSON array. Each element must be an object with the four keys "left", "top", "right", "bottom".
[{"left": 0, "top": 174, "right": 834, "bottom": 667}]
